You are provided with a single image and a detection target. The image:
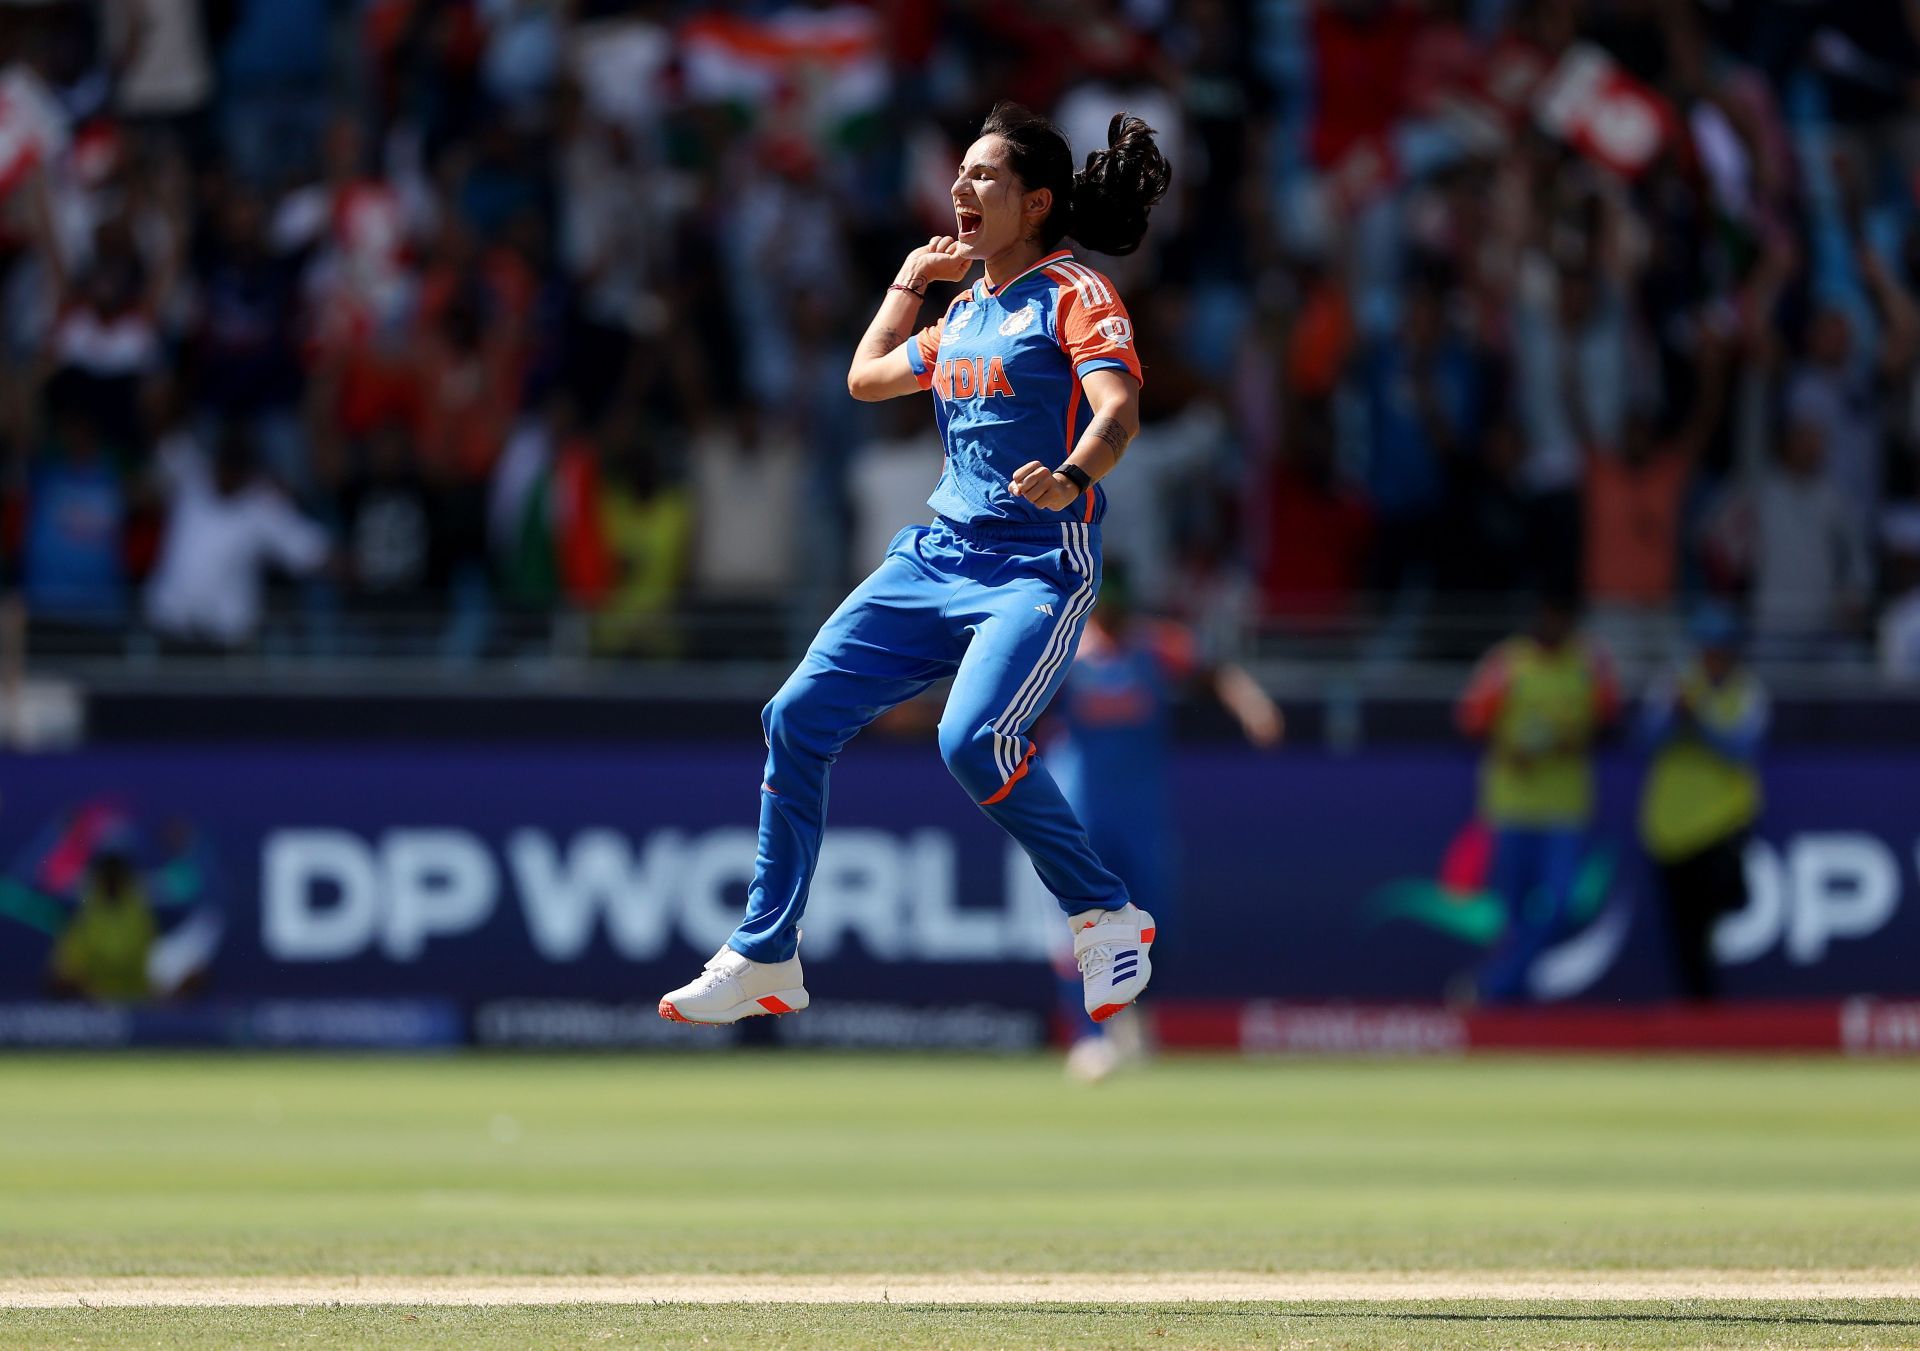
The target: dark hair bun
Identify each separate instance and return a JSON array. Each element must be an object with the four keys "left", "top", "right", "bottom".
[{"left": 1068, "top": 113, "right": 1171, "bottom": 257}]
